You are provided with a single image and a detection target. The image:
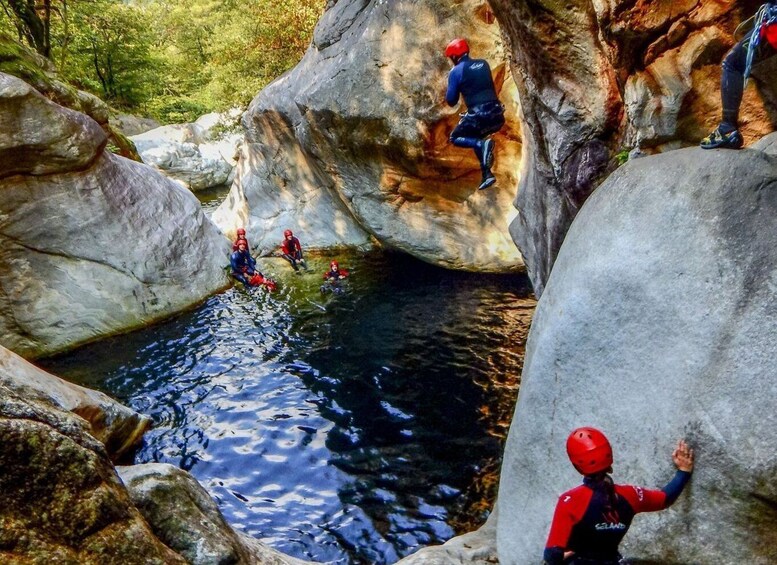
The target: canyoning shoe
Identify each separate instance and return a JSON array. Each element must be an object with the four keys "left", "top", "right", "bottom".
[
  {"left": 700, "top": 127, "right": 743, "bottom": 150},
  {"left": 478, "top": 173, "right": 496, "bottom": 191},
  {"left": 482, "top": 138, "right": 495, "bottom": 168}
]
